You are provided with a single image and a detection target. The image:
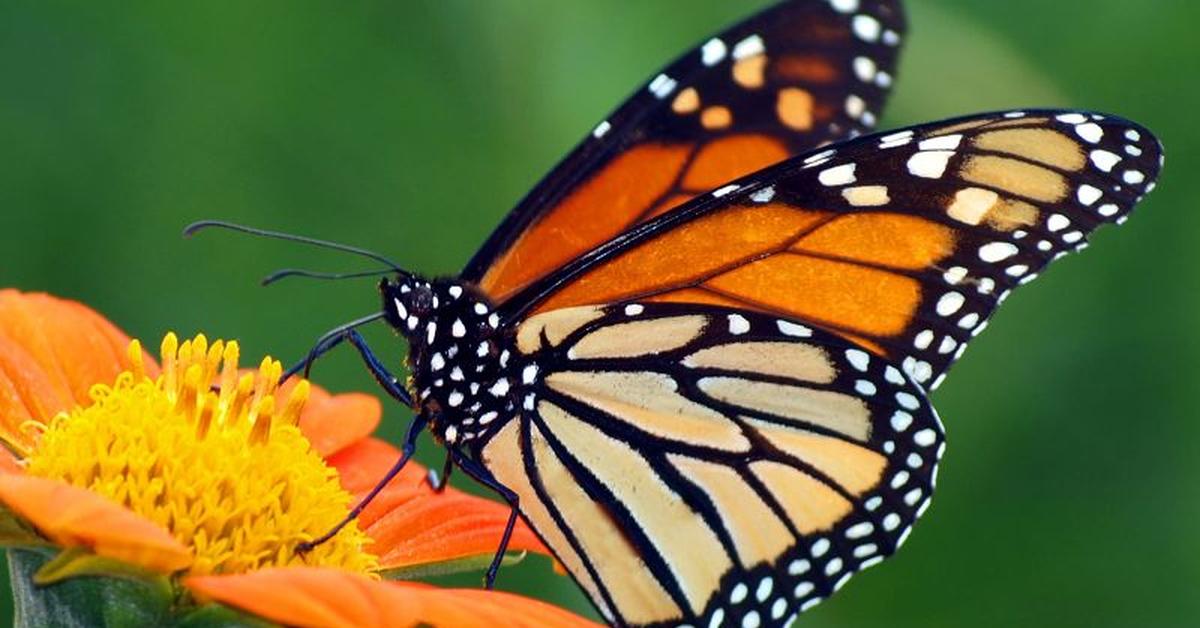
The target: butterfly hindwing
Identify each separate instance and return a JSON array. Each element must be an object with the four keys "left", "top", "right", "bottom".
[
  {"left": 466, "top": 0, "right": 906, "bottom": 304},
  {"left": 479, "top": 302, "right": 942, "bottom": 626},
  {"left": 502, "top": 110, "right": 1163, "bottom": 389}
]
